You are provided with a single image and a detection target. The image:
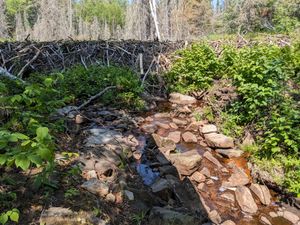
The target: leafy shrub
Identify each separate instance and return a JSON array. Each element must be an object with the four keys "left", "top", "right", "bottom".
[
  {"left": 166, "top": 43, "right": 221, "bottom": 93},
  {"left": 55, "top": 65, "right": 144, "bottom": 109},
  {"left": 167, "top": 42, "right": 300, "bottom": 195}
]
